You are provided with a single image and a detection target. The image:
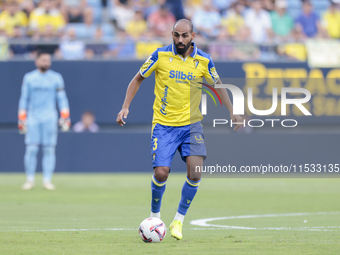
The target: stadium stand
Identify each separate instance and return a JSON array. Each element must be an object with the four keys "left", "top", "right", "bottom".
[{"left": 0, "top": 0, "right": 337, "bottom": 60}]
